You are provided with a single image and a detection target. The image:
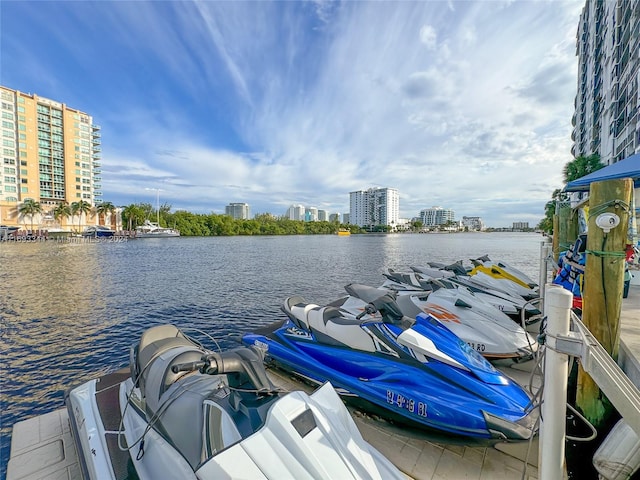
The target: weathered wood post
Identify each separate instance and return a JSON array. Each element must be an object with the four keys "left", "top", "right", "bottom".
[
  {"left": 576, "top": 177, "right": 633, "bottom": 427},
  {"left": 557, "top": 202, "right": 578, "bottom": 254},
  {"left": 553, "top": 213, "right": 560, "bottom": 262}
]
